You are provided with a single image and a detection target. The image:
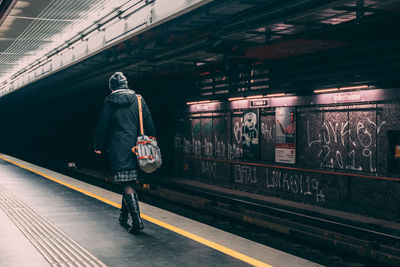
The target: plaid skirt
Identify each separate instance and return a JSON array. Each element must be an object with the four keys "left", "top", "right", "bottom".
[{"left": 114, "top": 169, "right": 138, "bottom": 182}]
